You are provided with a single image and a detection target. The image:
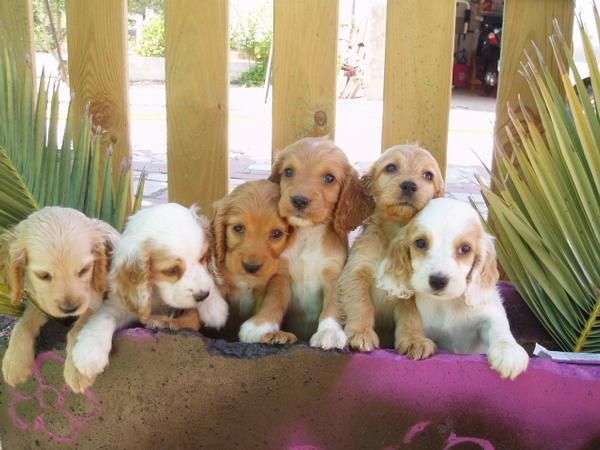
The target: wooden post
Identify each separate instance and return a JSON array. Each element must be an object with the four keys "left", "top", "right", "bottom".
[
  {"left": 0, "top": 0, "right": 35, "bottom": 86},
  {"left": 382, "top": 0, "right": 456, "bottom": 173},
  {"left": 272, "top": 0, "right": 339, "bottom": 155},
  {"left": 493, "top": 0, "right": 574, "bottom": 171},
  {"left": 66, "top": 0, "right": 131, "bottom": 187},
  {"left": 165, "top": 0, "right": 229, "bottom": 211}
]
